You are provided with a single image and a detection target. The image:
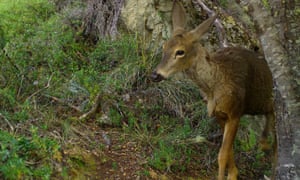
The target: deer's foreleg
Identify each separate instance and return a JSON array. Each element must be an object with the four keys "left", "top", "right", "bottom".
[{"left": 218, "top": 117, "right": 239, "bottom": 180}]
